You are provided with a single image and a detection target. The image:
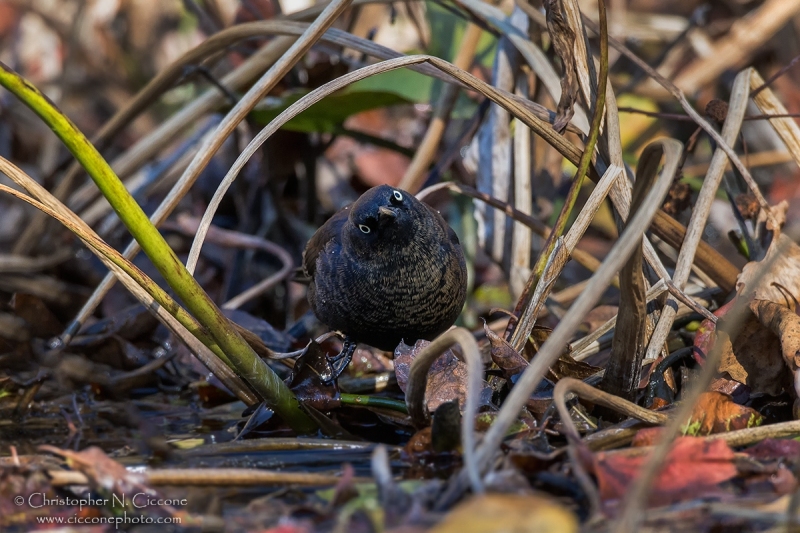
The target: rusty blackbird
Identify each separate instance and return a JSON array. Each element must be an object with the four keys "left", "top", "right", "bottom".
[{"left": 303, "top": 185, "right": 467, "bottom": 381}]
